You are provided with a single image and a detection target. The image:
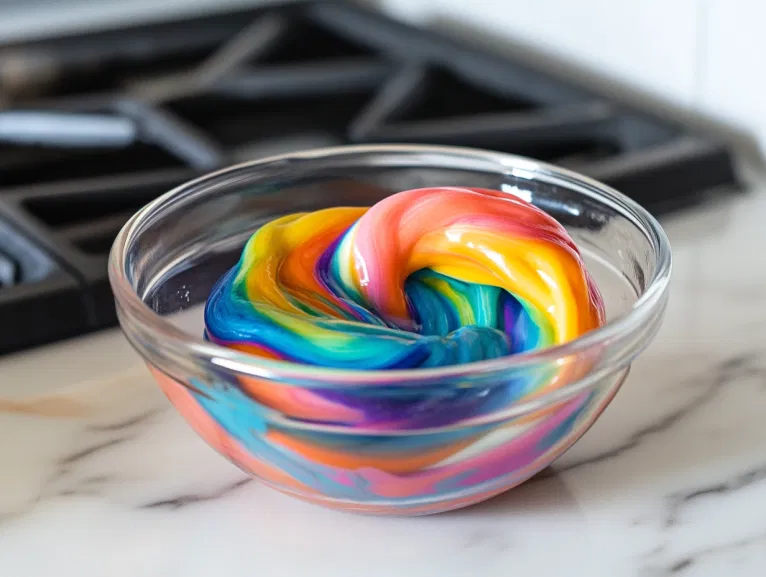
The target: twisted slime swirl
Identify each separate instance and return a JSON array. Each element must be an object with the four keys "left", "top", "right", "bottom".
[
  {"left": 187, "top": 187, "right": 608, "bottom": 512},
  {"left": 205, "top": 187, "right": 605, "bottom": 369}
]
